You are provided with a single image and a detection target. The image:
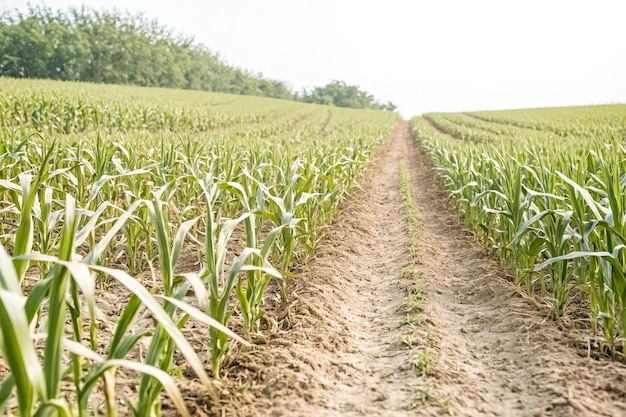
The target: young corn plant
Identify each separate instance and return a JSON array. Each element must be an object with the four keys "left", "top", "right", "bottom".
[
  {"left": 125, "top": 189, "right": 229, "bottom": 413},
  {"left": 222, "top": 169, "right": 285, "bottom": 337},
  {"left": 0, "top": 195, "right": 193, "bottom": 417},
  {"left": 194, "top": 166, "right": 278, "bottom": 375},
  {"left": 9, "top": 195, "right": 247, "bottom": 416},
  {"left": 32, "top": 186, "right": 63, "bottom": 275},
  {"left": 136, "top": 187, "right": 199, "bottom": 416},
  {"left": 4, "top": 144, "right": 56, "bottom": 283}
]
